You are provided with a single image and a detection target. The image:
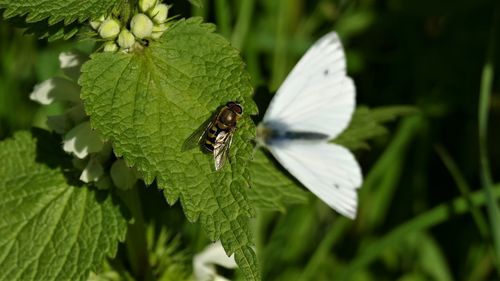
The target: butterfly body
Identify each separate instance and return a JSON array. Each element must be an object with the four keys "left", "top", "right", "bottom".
[{"left": 257, "top": 122, "right": 329, "bottom": 145}]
